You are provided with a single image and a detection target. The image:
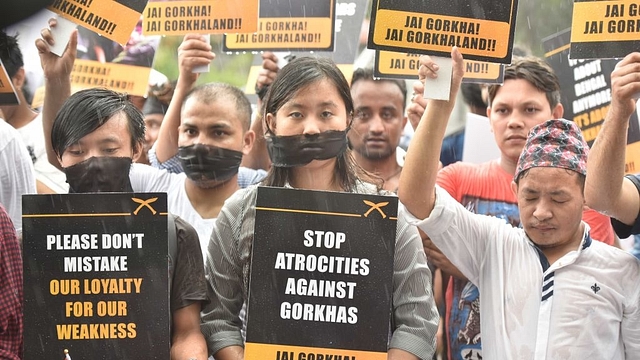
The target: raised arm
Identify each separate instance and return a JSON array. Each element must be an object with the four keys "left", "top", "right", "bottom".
[
  {"left": 240, "top": 51, "right": 279, "bottom": 170},
  {"left": 397, "top": 48, "right": 464, "bottom": 220},
  {"left": 585, "top": 52, "right": 640, "bottom": 225},
  {"left": 154, "top": 34, "right": 214, "bottom": 163},
  {"left": 35, "top": 18, "right": 77, "bottom": 170}
]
